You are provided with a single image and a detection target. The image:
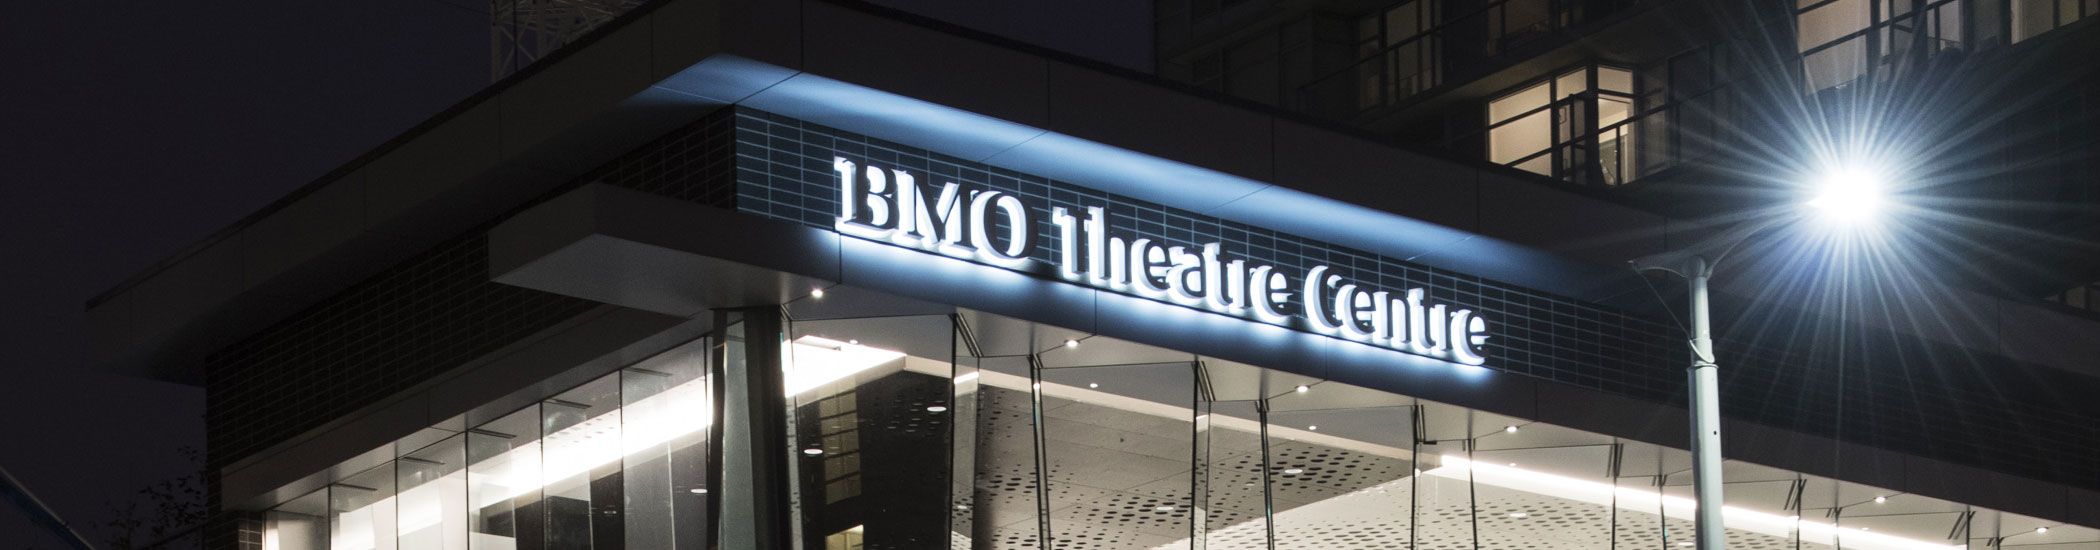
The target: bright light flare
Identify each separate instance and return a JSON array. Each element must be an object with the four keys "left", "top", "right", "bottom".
[{"left": 1807, "top": 168, "right": 1887, "bottom": 229}]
